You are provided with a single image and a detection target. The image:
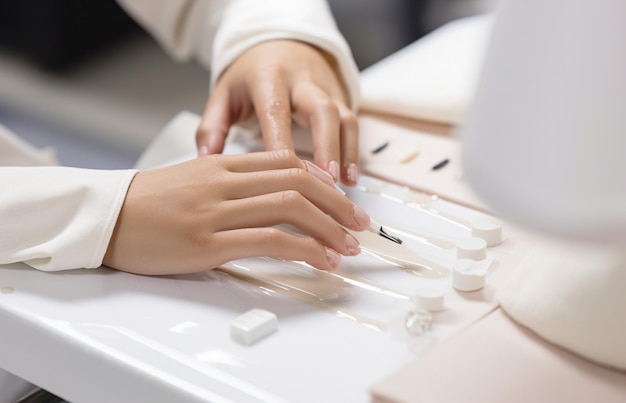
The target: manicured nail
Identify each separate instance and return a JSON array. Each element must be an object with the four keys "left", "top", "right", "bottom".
[
  {"left": 328, "top": 160, "right": 340, "bottom": 182},
  {"left": 347, "top": 162, "right": 359, "bottom": 183},
  {"left": 198, "top": 145, "right": 209, "bottom": 156},
  {"left": 353, "top": 205, "right": 370, "bottom": 228},
  {"left": 345, "top": 233, "right": 360, "bottom": 255},
  {"left": 304, "top": 160, "right": 334, "bottom": 186},
  {"left": 325, "top": 248, "right": 341, "bottom": 270}
]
